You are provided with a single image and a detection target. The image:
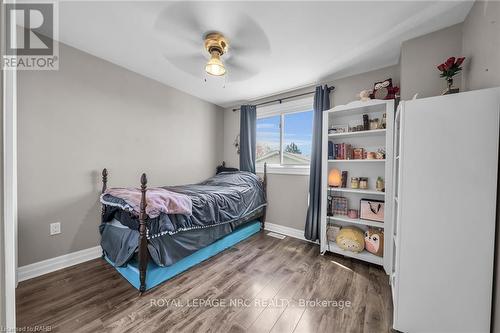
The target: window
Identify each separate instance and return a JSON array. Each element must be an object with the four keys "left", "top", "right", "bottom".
[{"left": 256, "top": 97, "right": 313, "bottom": 174}]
